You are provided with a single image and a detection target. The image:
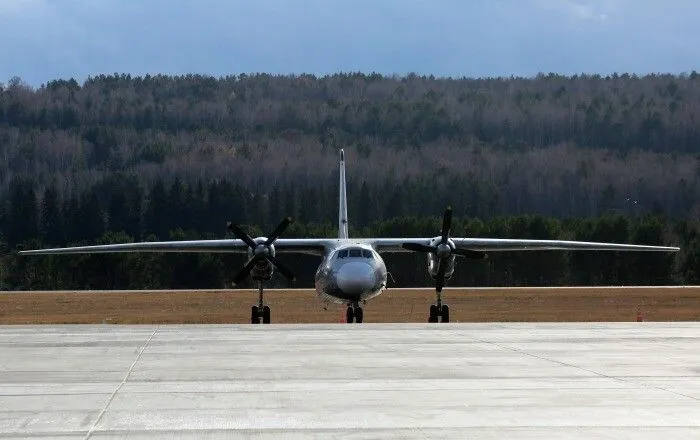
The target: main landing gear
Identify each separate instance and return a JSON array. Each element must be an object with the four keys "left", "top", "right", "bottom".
[
  {"left": 428, "top": 291, "right": 449, "bottom": 323},
  {"left": 346, "top": 303, "right": 364, "bottom": 323},
  {"left": 227, "top": 217, "right": 296, "bottom": 325},
  {"left": 251, "top": 280, "right": 271, "bottom": 324}
]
